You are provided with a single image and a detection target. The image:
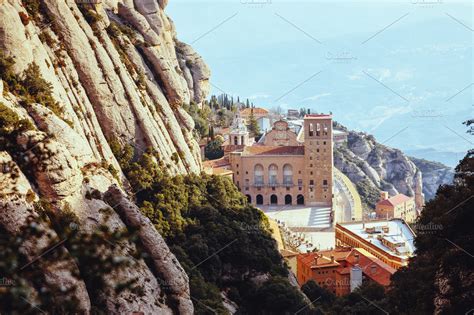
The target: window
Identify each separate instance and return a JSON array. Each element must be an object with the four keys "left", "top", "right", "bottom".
[
  {"left": 269, "top": 164, "right": 278, "bottom": 185},
  {"left": 309, "top": 123, "right": 314, "bottom": 137},
  {"left": 283, "top": 164, "right": 293, "bottom": 185},
  {"left": 298, "top": 179, "right": 303, "bottom": 186},
  {"left": 254, "top": 164, "right": 264, "bottom": 185},
  {"left": 323, "top": 179, "right": 328, "bottom": 186},
  {"left": 309, "top": 180, "right": 314, "bottom": 186}
]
